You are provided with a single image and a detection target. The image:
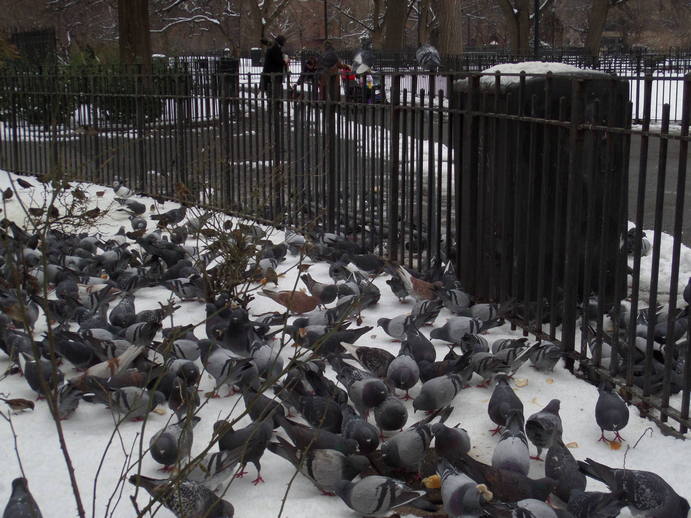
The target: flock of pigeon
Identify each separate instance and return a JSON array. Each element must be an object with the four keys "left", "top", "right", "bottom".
[{"left": 0, "top": 174, "right": 690, "bottom": 518}]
